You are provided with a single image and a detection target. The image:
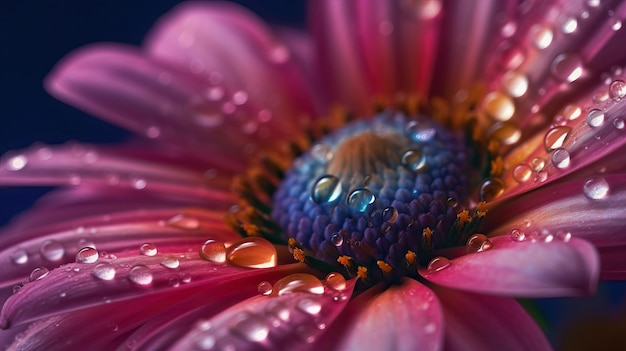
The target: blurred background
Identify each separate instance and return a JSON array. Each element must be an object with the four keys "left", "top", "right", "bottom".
[{"left": 0, "top": 1, "right": 624, "bottom": 349}]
